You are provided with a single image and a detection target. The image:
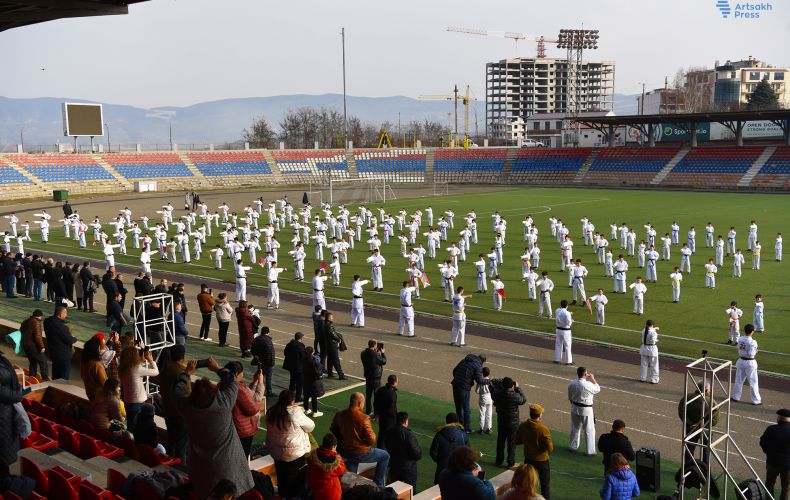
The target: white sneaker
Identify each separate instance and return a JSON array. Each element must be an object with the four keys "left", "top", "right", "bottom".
[
  {"left": 305, "top": 409, "right": 312, "bottom": 415},
  {"left": 312, "top": 411, "right": 324, "bottom": 417}
]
